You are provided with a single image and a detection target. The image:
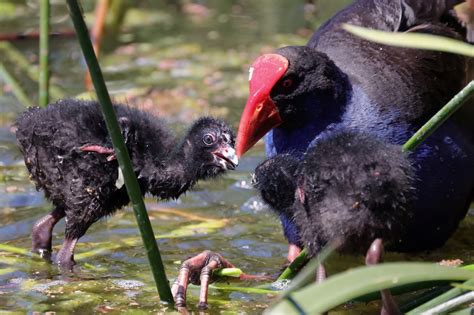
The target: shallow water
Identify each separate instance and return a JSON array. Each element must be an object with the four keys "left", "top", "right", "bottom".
[{"left": 0, "top": 1, "right": 473, "bottom": 313}]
